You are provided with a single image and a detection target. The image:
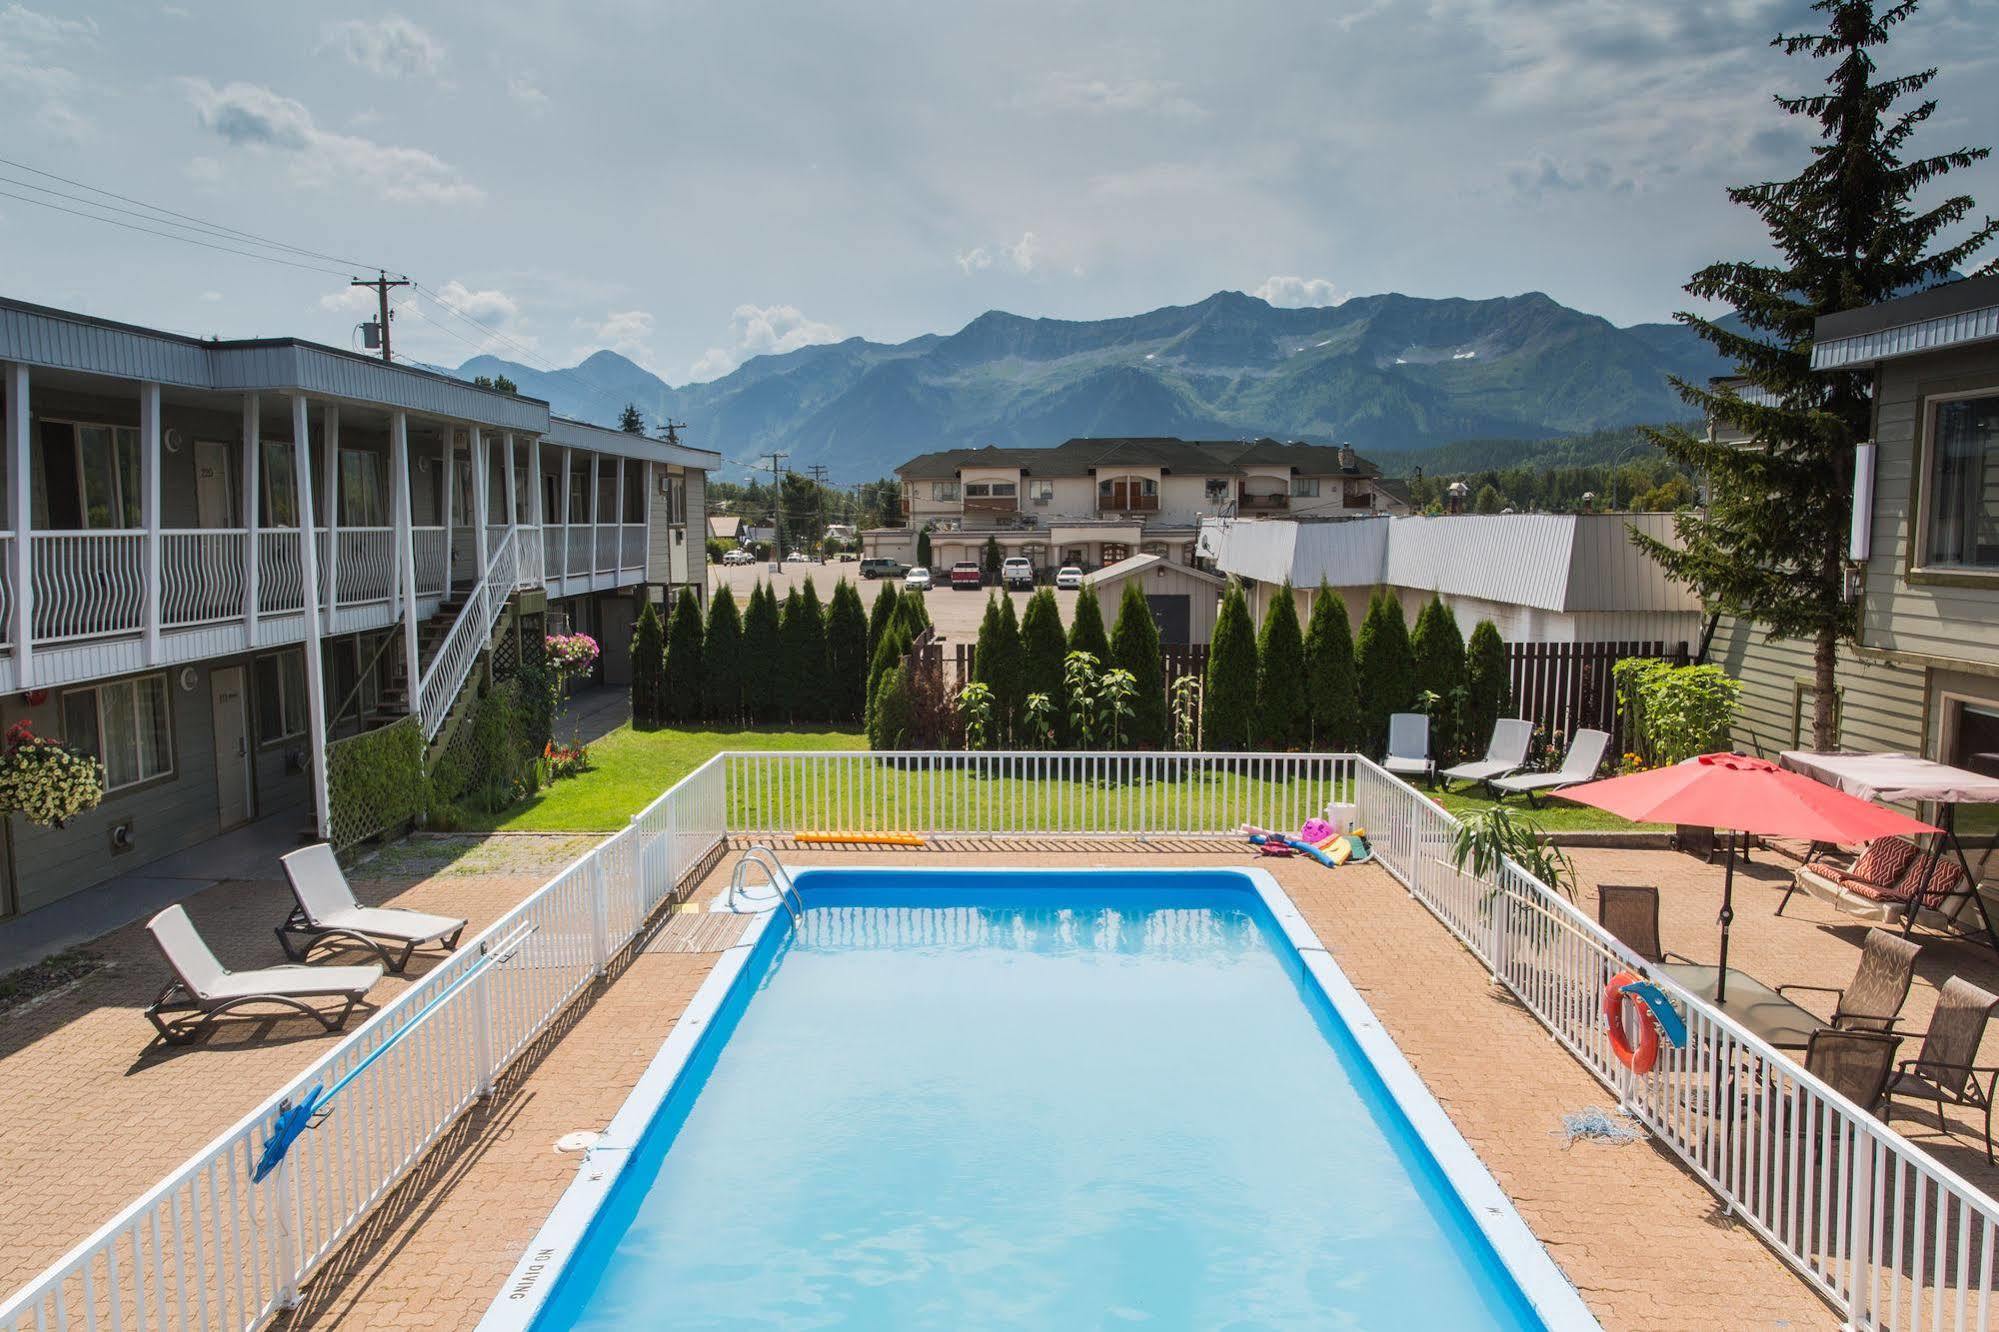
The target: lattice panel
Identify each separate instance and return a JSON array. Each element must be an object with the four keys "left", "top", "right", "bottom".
[{"left": 325, "top": 715, "right": 426, "bottom": 851}]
